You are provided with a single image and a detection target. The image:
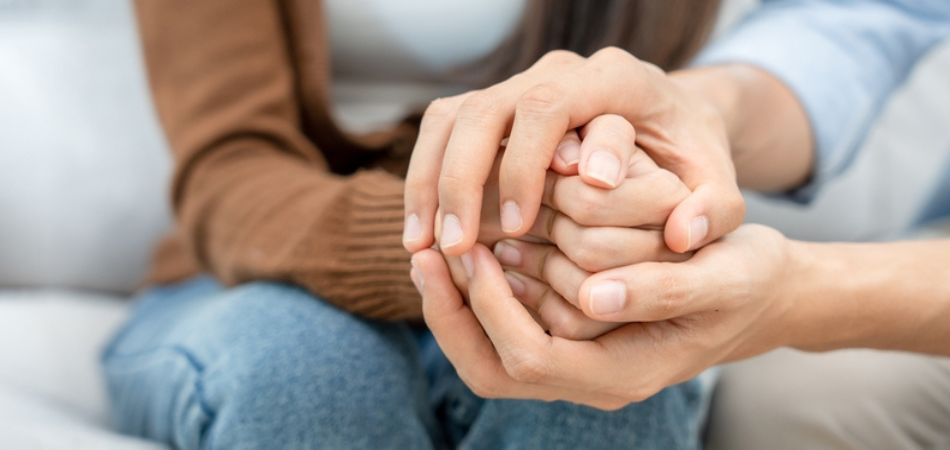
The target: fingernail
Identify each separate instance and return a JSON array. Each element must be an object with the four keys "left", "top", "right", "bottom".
[
  {"left": 504, "top": 272, "right": 526, "bottom": 297},
  {"left": 461, "top": 252, "right": 475, "bottom": 277},
  {"left": 441, "top": 214, "right": 463, "bottom": 248},
  {"left": 556, "top": 140, "right": 581, "bottom": 167},
  {"left": 586, "top": 151, "right": 621, "bottom": 188},
  {"left": 501, "top": 201, "right": 523, "bottom": 233},
  {"left": 493, "top": 241, "right": 522, "bottom": 267},
  {"left": 687, "top": 216, "right": 709, "bottom": 251},
  {"left": 590, "top": 280, "right": 626, "bottom": 316},
  {"left": 403, "top": 214, "right": 422, "bottom": 243},
  {"left": 410, "top": 260, "right": 424, "bottom": 293}
]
